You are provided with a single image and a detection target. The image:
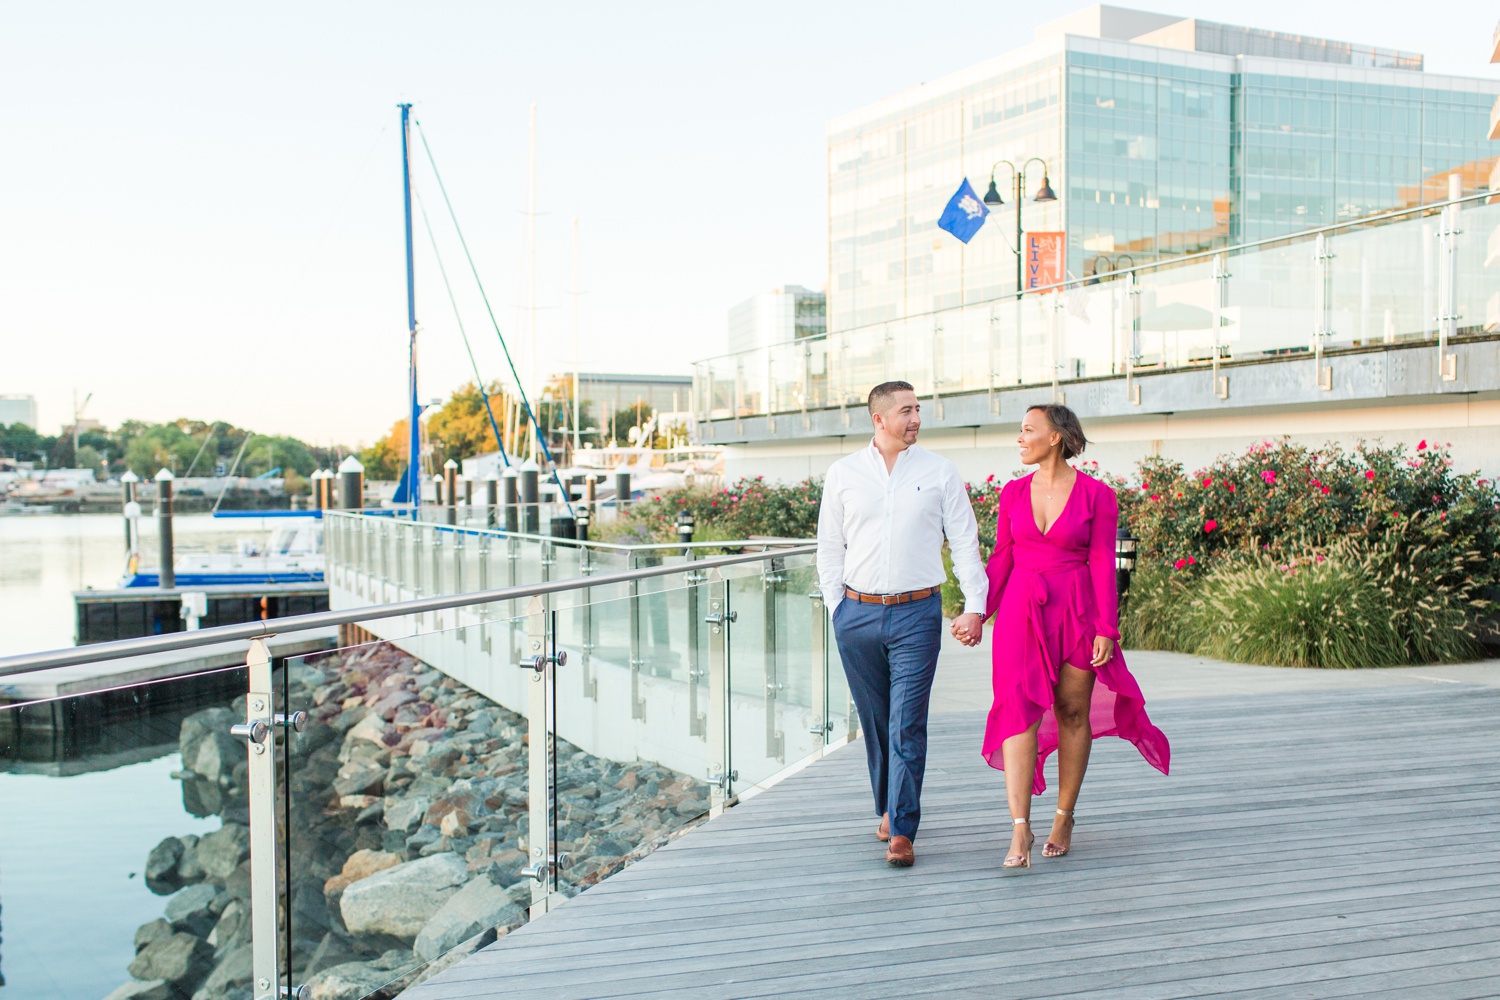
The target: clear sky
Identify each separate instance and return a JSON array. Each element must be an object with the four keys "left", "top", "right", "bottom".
[{"left": 5, "top": 1, "right": 1496, "bottom": 445}]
